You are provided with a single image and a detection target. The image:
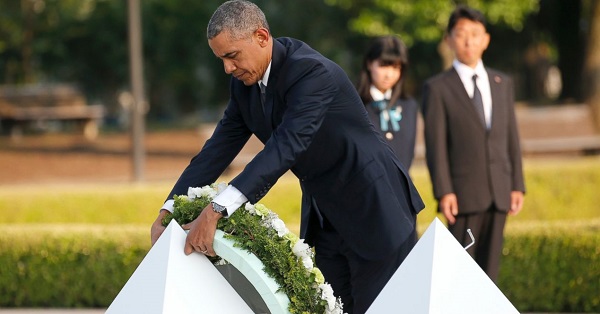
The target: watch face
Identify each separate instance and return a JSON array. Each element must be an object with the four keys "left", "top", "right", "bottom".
[{"left": 211, "top": 202, "right": 227, "bottom": 215}]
